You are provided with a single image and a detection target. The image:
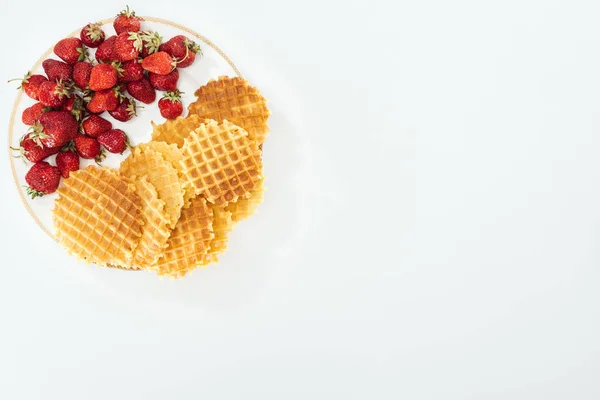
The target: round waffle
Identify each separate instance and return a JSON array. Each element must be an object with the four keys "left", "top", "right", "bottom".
[
  {"left": 188, "top": 76, "right": 270, "bottom": 144},
  {"left": 53, "top": 166, "right": 142, "bottom": 267},
  {"left": 179, "top": 119, "right": 263, "bottom": 205}
]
